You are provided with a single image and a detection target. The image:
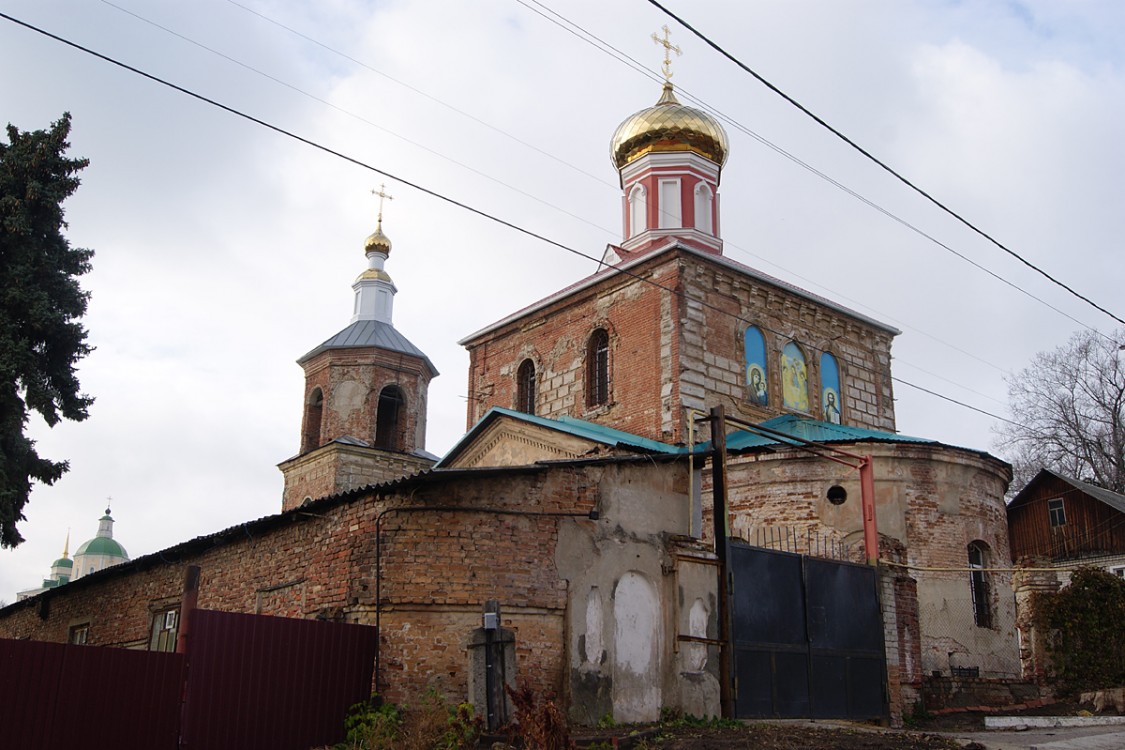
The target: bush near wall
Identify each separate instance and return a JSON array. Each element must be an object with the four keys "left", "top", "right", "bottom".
[{"left": 1032, "top": 567, "right": 1125, "bottom": 695}]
